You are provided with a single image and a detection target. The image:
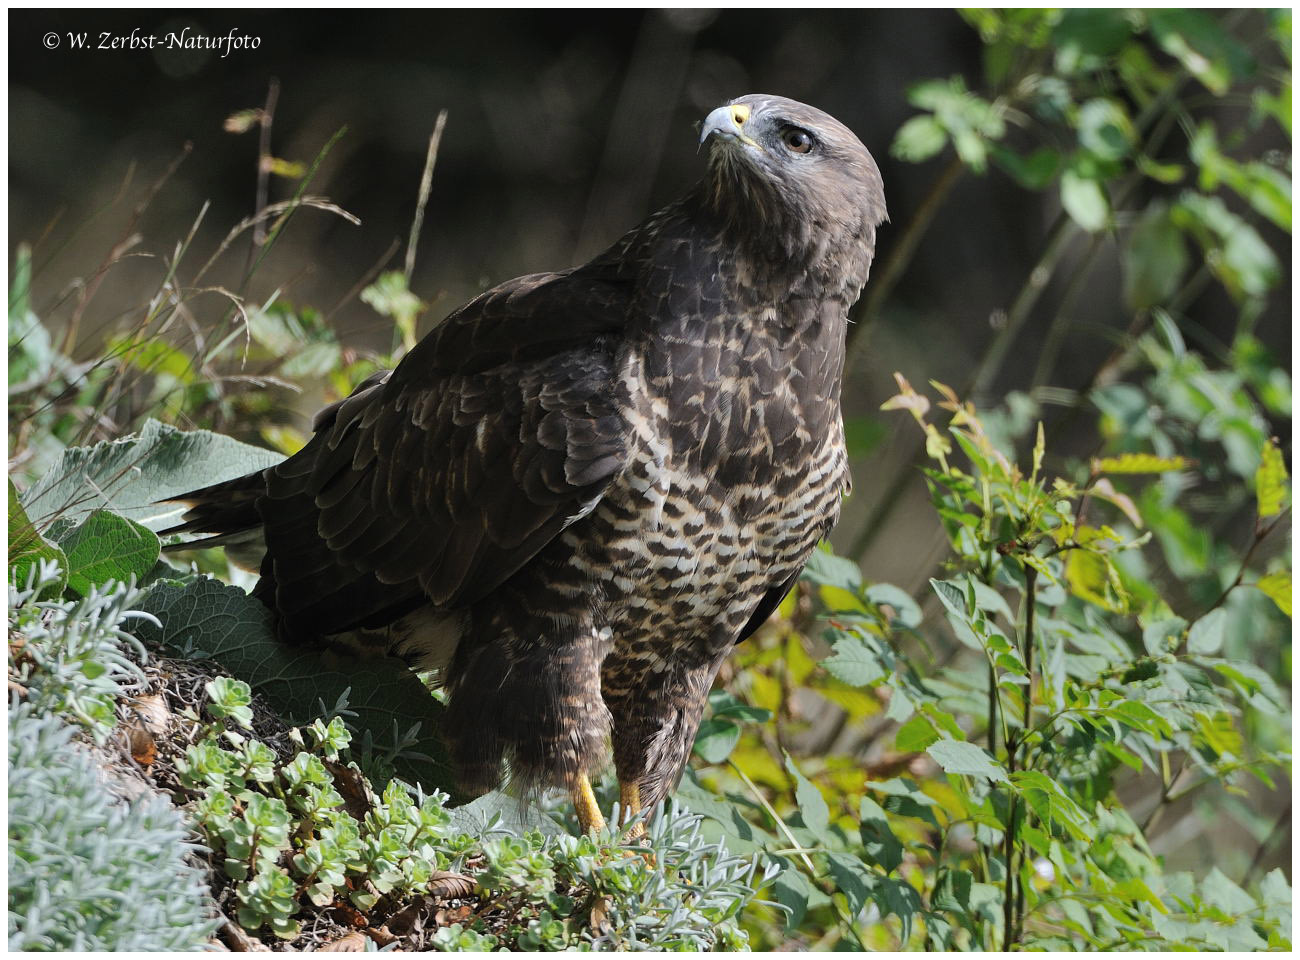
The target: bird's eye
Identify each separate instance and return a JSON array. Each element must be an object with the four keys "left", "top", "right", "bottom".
[{"left": 781, "top": 127, "right": 815, "bottom": 154}]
